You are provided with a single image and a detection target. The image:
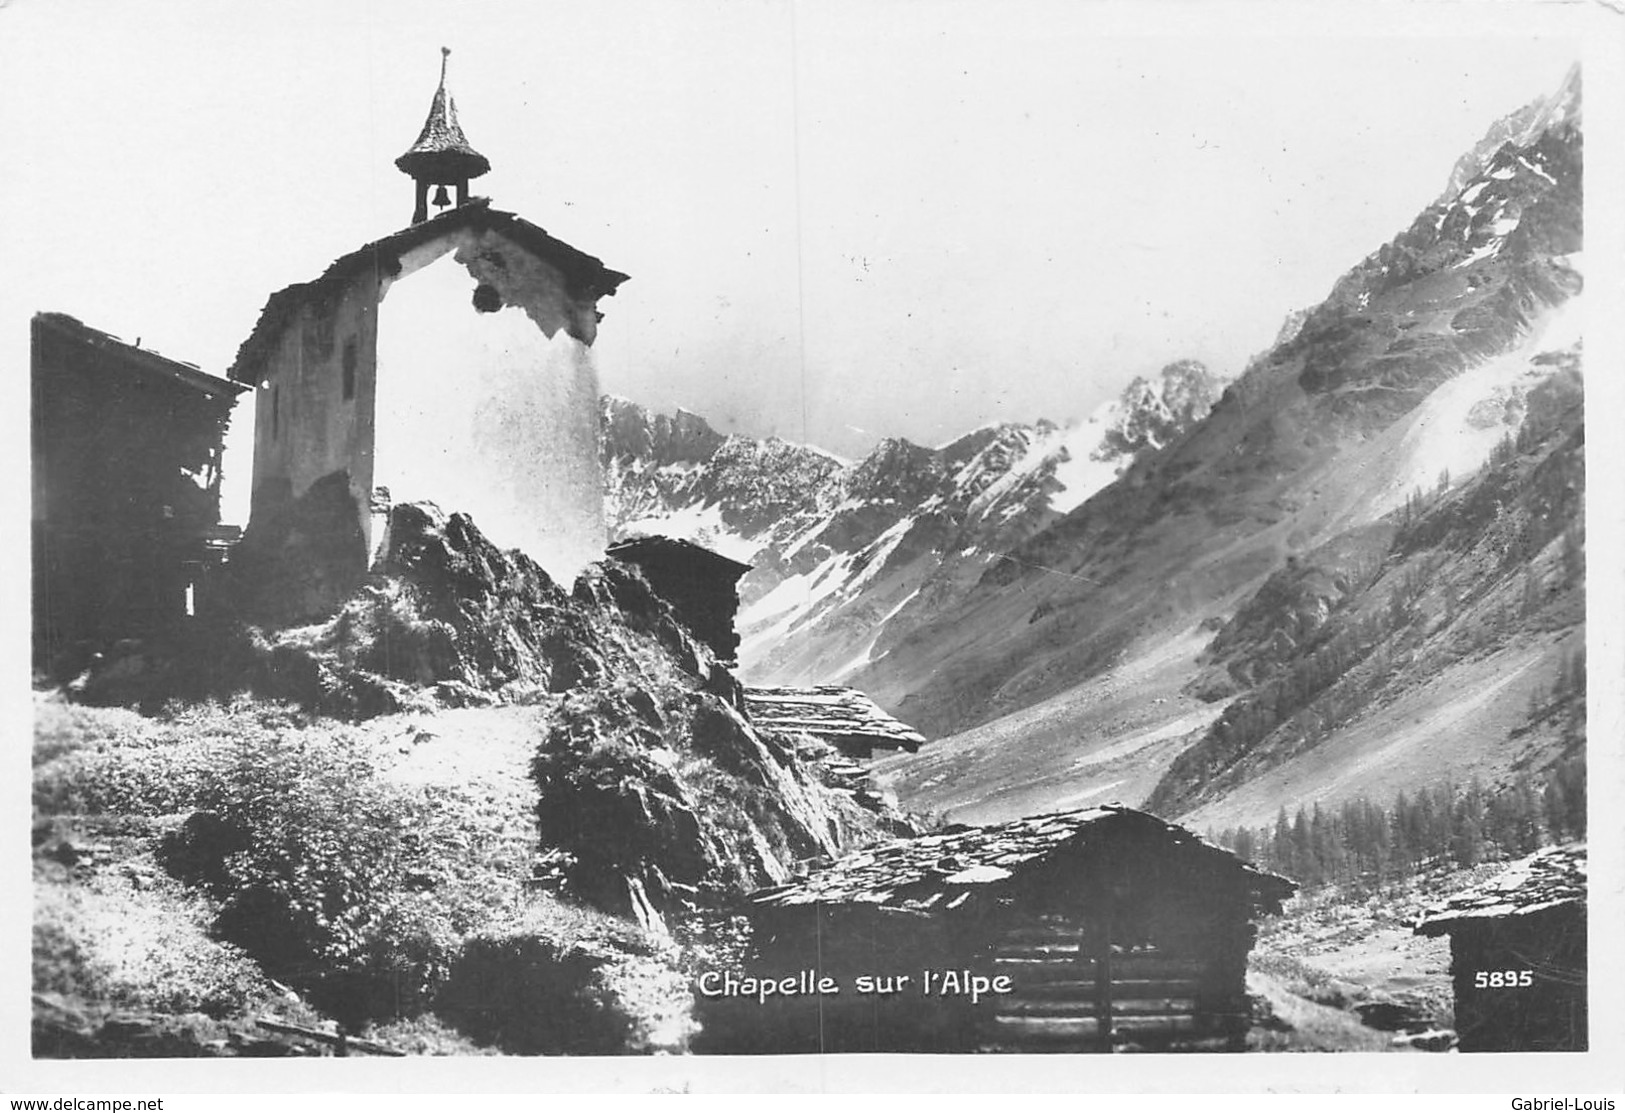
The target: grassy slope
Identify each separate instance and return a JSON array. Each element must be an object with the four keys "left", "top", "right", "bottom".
[{"left": 31, "top": 694, "right": 687, "bottom": 1055}]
